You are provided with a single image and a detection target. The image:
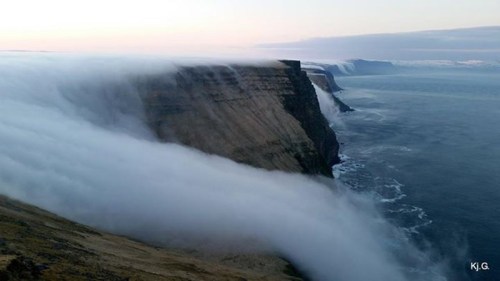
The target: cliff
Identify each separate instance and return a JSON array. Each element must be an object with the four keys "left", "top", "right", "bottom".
[
  {"left": 0, "top": 60, "right": 342, "bottom": 280},
  {"left": 303, "top": 68, "right": 354, "bottom": 112},
  {"left": 303, "top": 68, "right": 343, "bottom": 93},
  {"left": 136, "top": 60, "right": 339, "bottom": 176}
]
